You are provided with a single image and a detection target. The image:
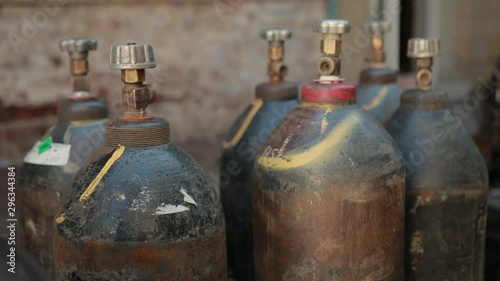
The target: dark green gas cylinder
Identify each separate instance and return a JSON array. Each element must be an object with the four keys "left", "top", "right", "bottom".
[
  {"left": 220, "top": 28, "right": 298, "bottom": 281},
  {"left": 385, "top": 38, "right": 488, "bottom": 281},
  {"left": 357, "top": 21, "right": 403, "bottom": 123},
  {"left": 253, "top": 20, "right": 405, "bottom": 281},
  {"left": 18, "top": 38, "right": 107, "bottom": 277},
  {"left": 54, "top": 43, "right": 227, "bottom": 281}
]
